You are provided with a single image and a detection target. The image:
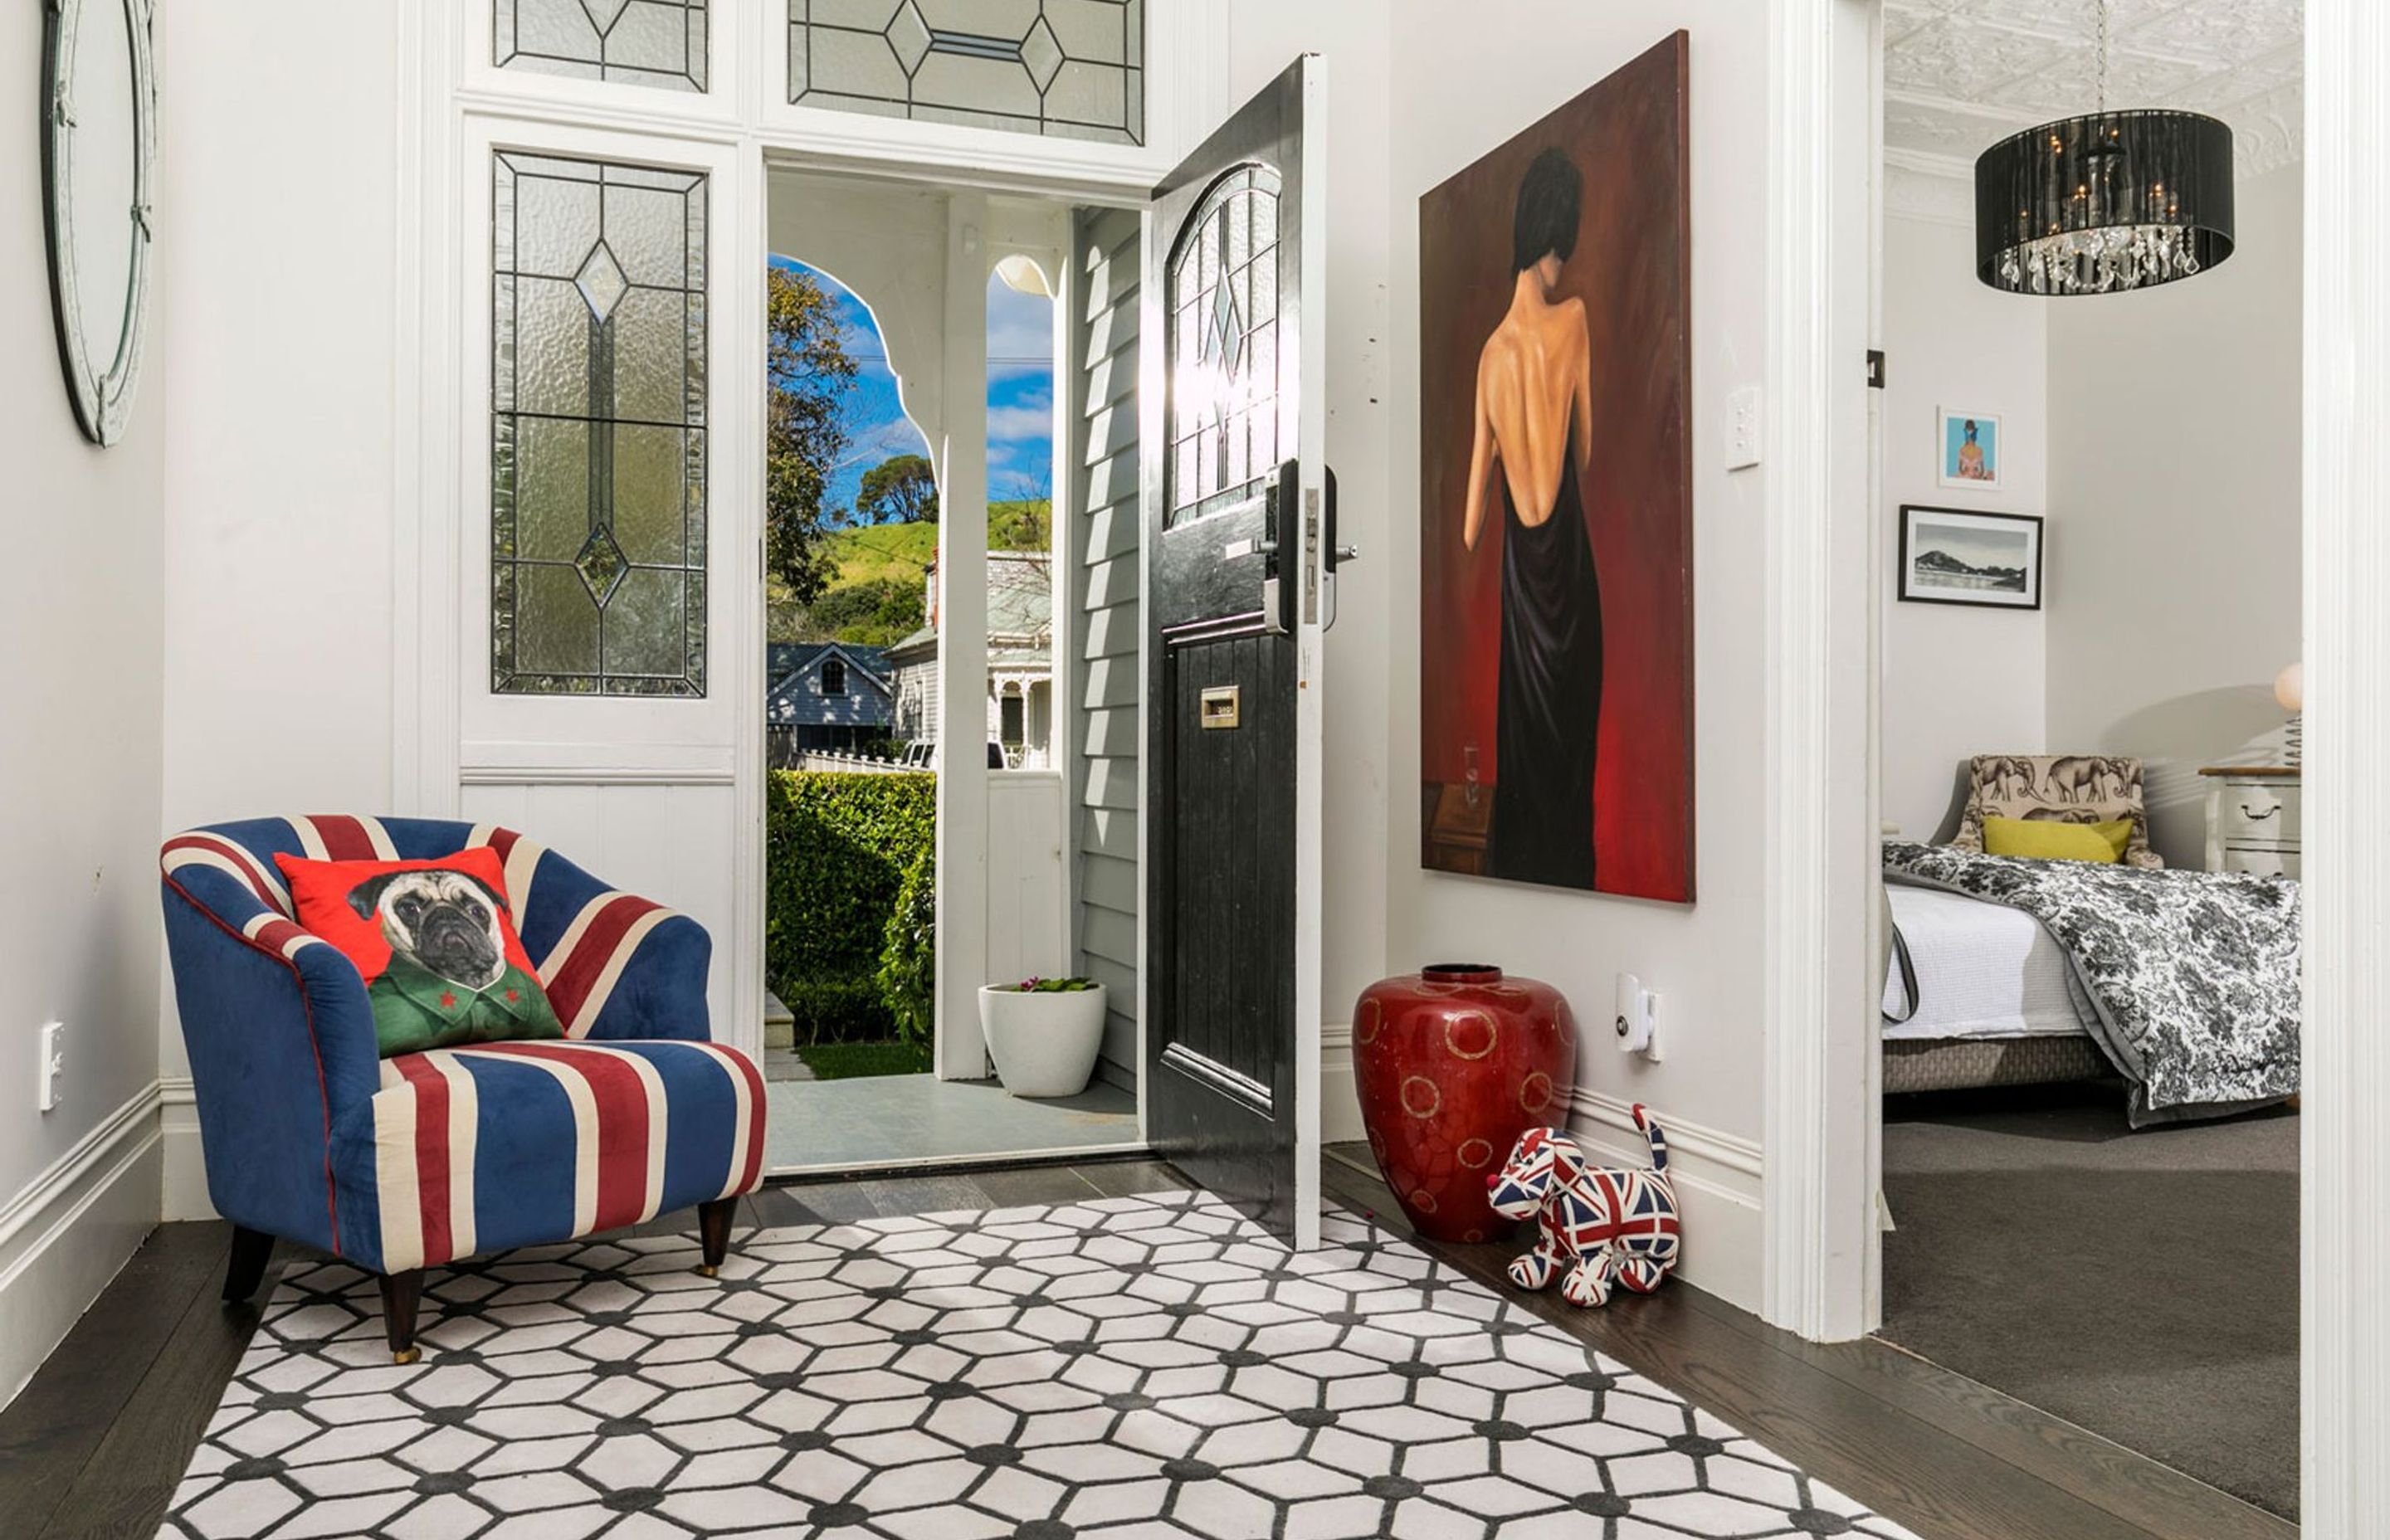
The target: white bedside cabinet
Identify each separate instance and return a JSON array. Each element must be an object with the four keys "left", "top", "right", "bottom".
[{"left": 2201, "top": 766, "right": 2301, "bottom": 878}]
